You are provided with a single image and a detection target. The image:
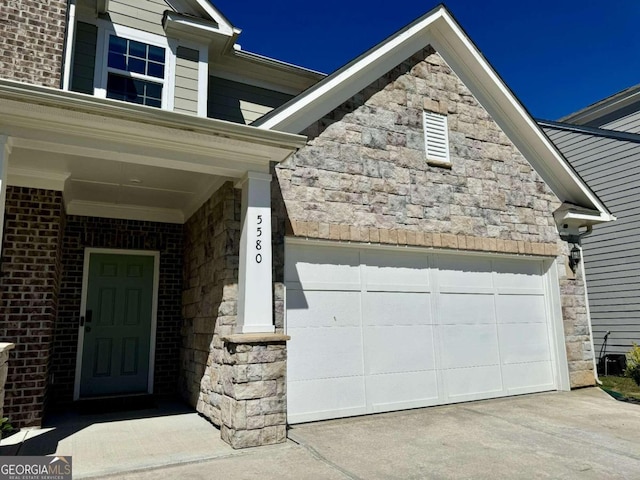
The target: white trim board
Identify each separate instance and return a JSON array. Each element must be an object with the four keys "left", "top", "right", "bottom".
[{"left": 73, "top": 248, "right": 160, "bottom": 401}]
